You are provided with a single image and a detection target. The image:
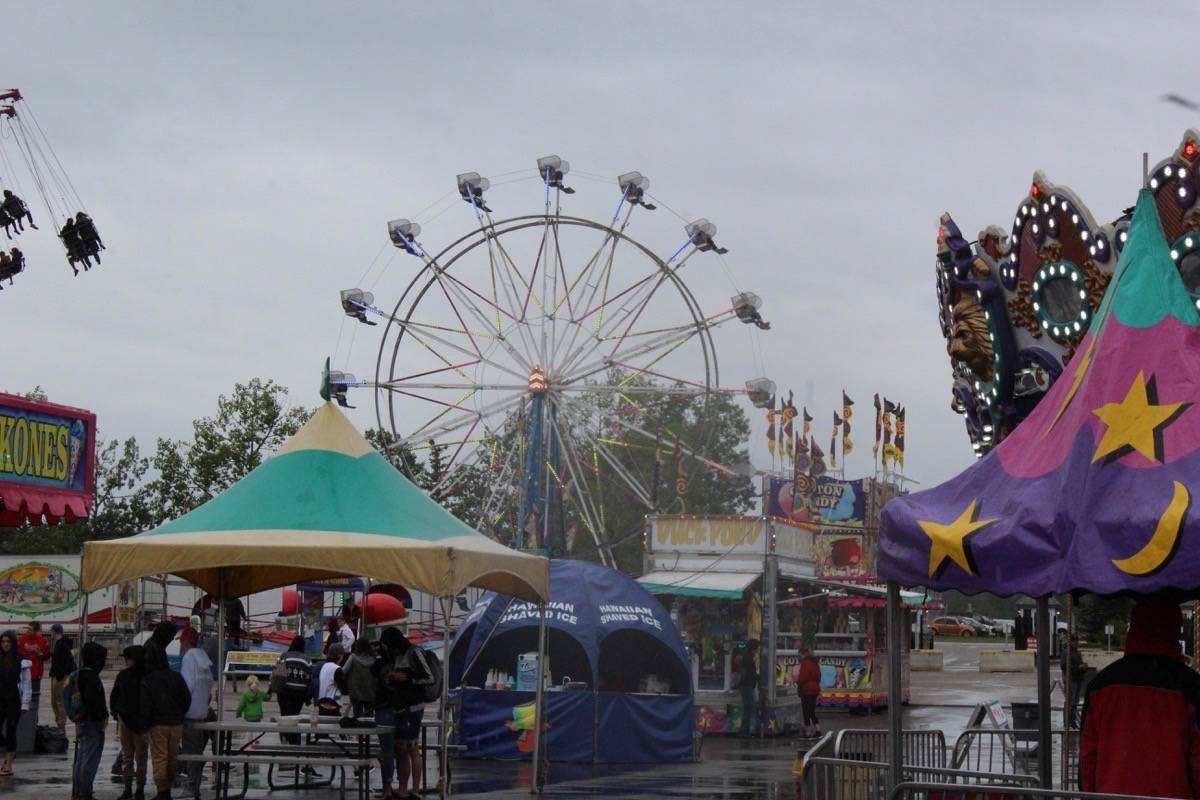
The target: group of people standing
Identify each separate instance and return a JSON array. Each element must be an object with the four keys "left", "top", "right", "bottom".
[{"left": 270, "top": 625, "right": 436, "bottom": 800}]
